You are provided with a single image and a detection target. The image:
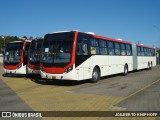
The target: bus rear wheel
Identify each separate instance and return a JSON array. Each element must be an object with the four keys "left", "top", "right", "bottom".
[
  {"left": 147, "top": 62, "right": 150, "bottom": 70},
  {"left": 90, "top": 67, "right": 100, "bottom": 83},
  {"left": 150, "top": 62, "right": 152, "bottom": 70},
  {"left": 123, "top": 65, "right": 128, "bottom": 76}
]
